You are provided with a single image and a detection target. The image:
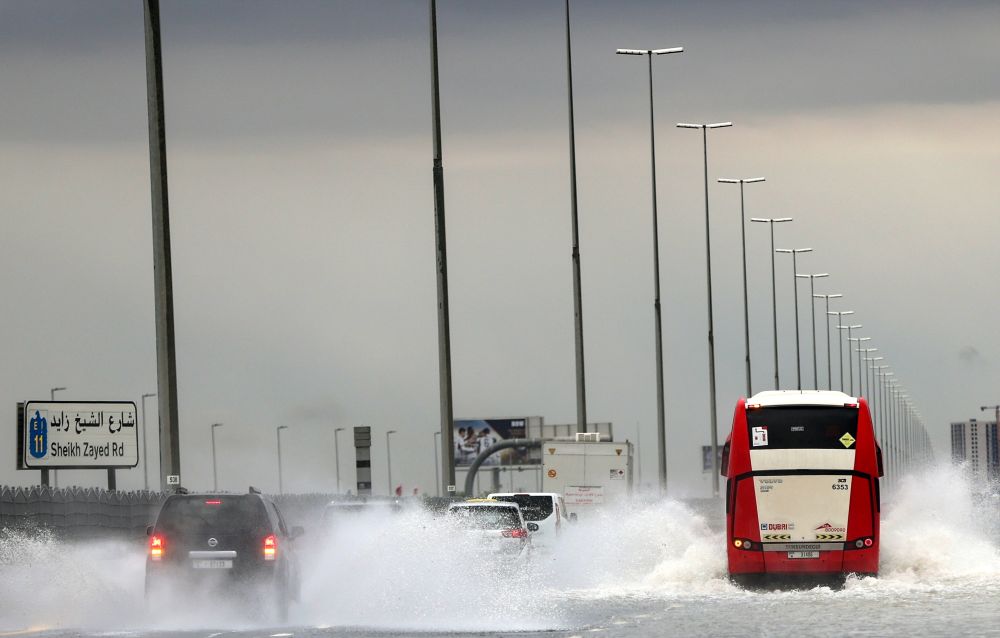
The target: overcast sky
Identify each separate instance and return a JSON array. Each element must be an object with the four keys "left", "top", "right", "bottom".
[{"left": 2, "top": 0, "right": 998, "bottom": 497}]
